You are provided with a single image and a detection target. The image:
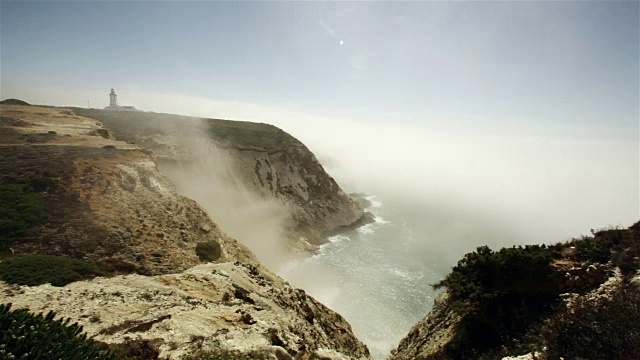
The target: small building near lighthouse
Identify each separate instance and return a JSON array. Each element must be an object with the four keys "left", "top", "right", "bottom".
[{"left": 104, "top": 88, "right": 139, "bottom": 111}]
